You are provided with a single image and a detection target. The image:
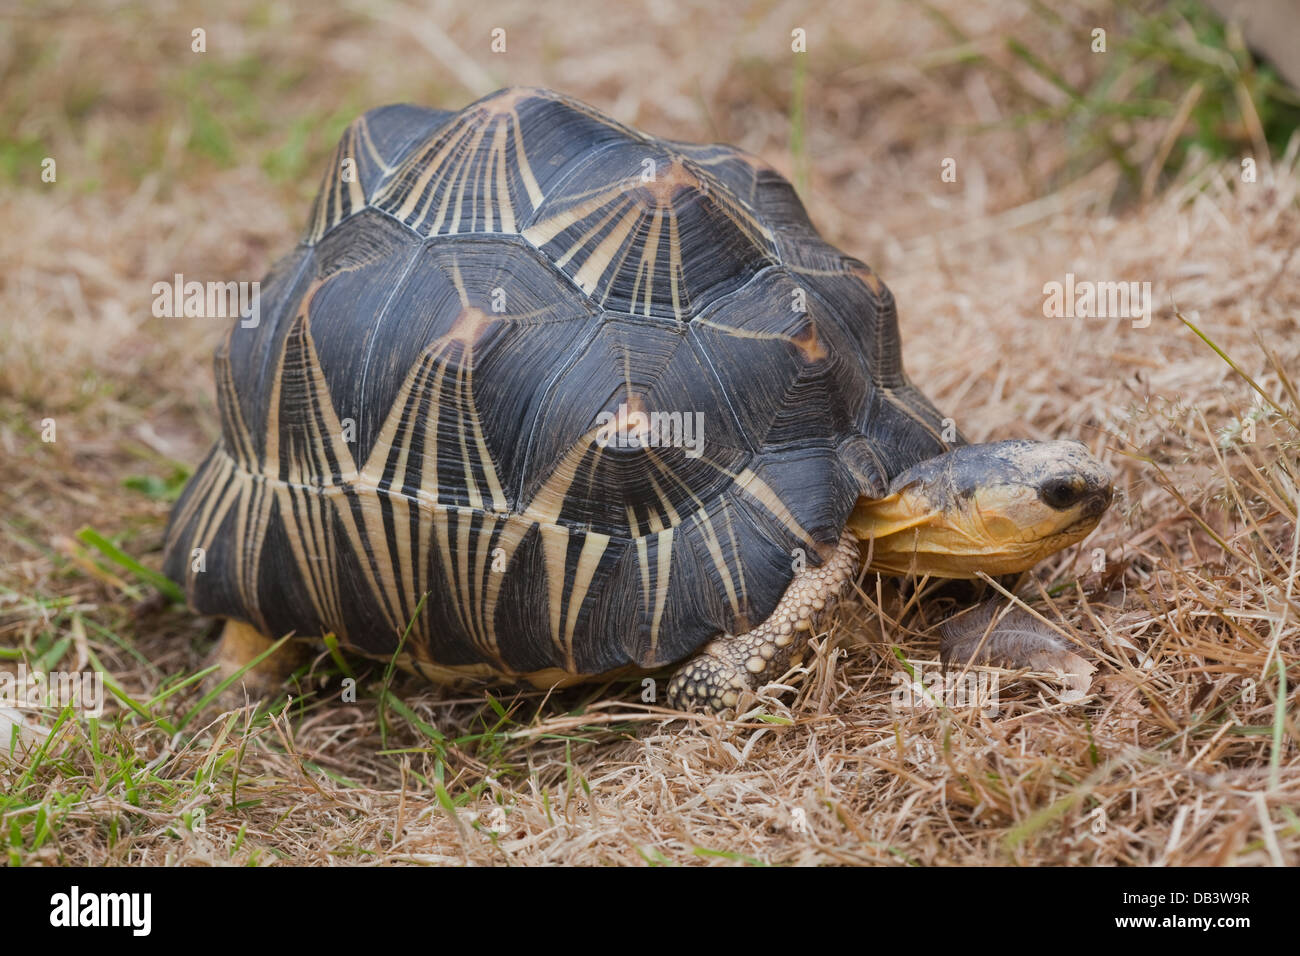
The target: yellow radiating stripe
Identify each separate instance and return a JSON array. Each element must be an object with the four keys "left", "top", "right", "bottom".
[
  {"left": 635, "top": 535, "right": 650, "bottom": 603},
  {"left": 276, "top": 483, "right": 339, "bottom": 634},
  {"left": 718, "top": 502, "right": 747, "bottom": 610},
  {"left": 357, "top": 114, "right": 398, "bottom": 174},
  {"left": 418, "top": 357, "right": 452, "bottom": 506},
  {"left": 433, "top": 509, "right": 460, "bottom": 630},
  {"left": 232, "top": 471, "right": 255, "bottom": 627},
  {"left": 553, "top": 198, "right": 625, "bottom": 270},
  {"left": 242, "top": 481, "right": 274, "bottom": 633},
  {"left": 468, "top": 385, "right": 507, "bottom": 512},
  {"left": 307, "top": 180, "right": 323, "bottom": 242},
  {"left": 388, "top": 465, "right": 415, "bottom": 624},
  {"left": 272, "top": 486, "right": 311, "bottom": 619},
  {"left": 540, "top": 524, "right": 569, "bottom": 656},
  {"left": 181, "top": 460, "right": 271, "bottom": 636},
  {"left": 299, "top": 322, "right": 359, "bottom": 483},
  {"left": 494, "top": 121, "right": 515, "bottom": 232},
  {"left": 290, "top": 321, "right": 404, "bottom": 631},
  {"left": 666, "top": 207, "right": 684, "bottom": 319},
  {"left": 415, "top": 459, "right": 434, "bottom": 621},
  {"left": 454, "top": 363, "right": 507, "bottom": 512},
  {"left": 563, "top": 531, "right": 609, "bottom": 667},
  {"left": 261, "top": 284, "right": 311, "bottom": 479},
  {"left": 448, "top": 255, "right": 470, "bottom": 307},
  {"left": 386, "top": 121, "right": 470, "bottom": 221},
  {"left": 188, "top": 459, "right": 239, "bottom": 562},
  {"left": 216, "top": 325, "right": 256, "bottom": 467},
  {"left": 523, "top": 433, "right": 596, "bottom": 525},
  {"left": 693, "top": 316, "right": 796, "bottom": 343},
  {"left": 522, "top": 181, "right": 627, "bottom": 247},
  {"left": 709, "top": 184, "right": 774, "bottom": 247},
  {"left": 427, "top": 126, "right": 480, "bottom": 234},
  {"left": 184, "top": 456, "right": 241, "bottom": 595},
  {"left": 314, "top": 490, "right": 344, "bottom": 630},
  {"left": 733, "top": 468, "right": 816, "bottom": 547},
  {"left": 481, "top": 122, "right": 499, "bottom": 233},
  {"left": 446, "top": 120, "right": 491, "bottom": 234},
  {"left": 455, "top": 502, "right": 474, "bottom": 639},
  {"left": 444, "top": 261, "right": 509, "bottom": 512},
  {"left": 636, "top": 207, "right": 664, "bottom": 316},
  {"left": 345, "top": 126, "right": 365, "bottom": 212},
  {"left": 470, "top": 518, "right": 496, "bottom": 651},
  {"left": 646, "top": 471, "right": 681, "bottom": 529},
  {"left": 649, "top": 527, "right": 674, "bottom": 656},
  {"left": 509, "top": 109, "right": 544, "bottom": 208},
  {"left": 330, "top": 130, "right": 347, "bottom": 230},
  {"left": 358, "top": 357, "right": 424, "bottom": 487},
  {"left": 165, "top": 443, "right": 223, "bottom": 559},
  {"left": 694, "top": 509, "right": 741, "bottom": 620},
  {"left": 432, "top": 513, "right": 482, "bottom": 656},
  {"left": 475, "top": 514, "right": 529, "bottom": 659},
  {"left": 596, "top": 204, "right": 649, "bottom": 307},
  {"left": 310, "top": 143, "right": 334, "bottom": 242},
  {"left": 338, "top": 482, "right": 401, "bottom": 632},
  {"left": 447, "top": 306, "right": 478, "bottom": 639},
  {"left": 454, "top": 364, "right": 483, "bottom": 512},
  {"left": 572, "top": 203, "right": 642, "bottom": 296},
  {"left": 363, "top": 356, "right": 432, "bottom": 626},
  {"left": 230, "top": 469, "right": 252, "bottom": 606}
]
